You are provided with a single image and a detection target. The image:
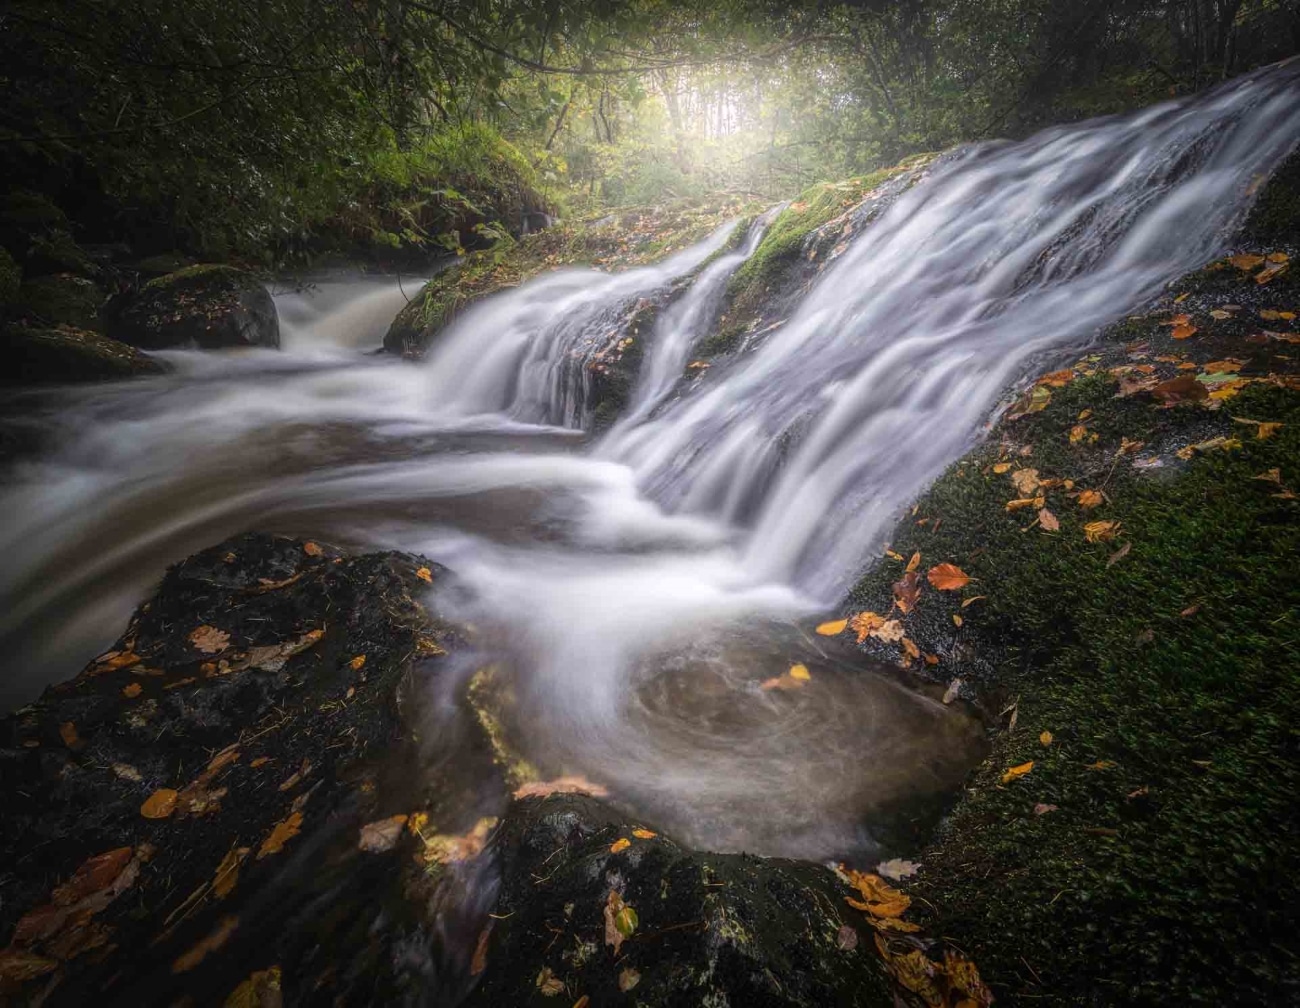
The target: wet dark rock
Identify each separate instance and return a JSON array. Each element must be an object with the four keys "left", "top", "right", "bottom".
[
  {"left": 465, "top": 793, "right": 894, "bottom": 1007},
  {"left": 0, "top": 325, "right": 166, "bottom": 384},
  {"left": 0, "top": 532, "right": 462, "bottom": 1006},
  {"left": 105, "top": 264, "right": 279, "bottom": 350}
]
